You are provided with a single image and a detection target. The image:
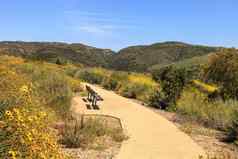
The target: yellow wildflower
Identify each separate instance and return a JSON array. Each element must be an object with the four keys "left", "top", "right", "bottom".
[
  {"left": 8, "top": 150, "right": 17, "bottom": 159},
  {"left": 5, "top": 110, "right": 12, "bottom": 116},
  {"left": 5, "top": 111, "right": 13, "bottom": 120},
  {"left": 26, "top": 132, "right": 33, "bottom": 141},
  {"left": 27, "top": 116, "right": 33, "bottom": 122},
  {"left": 39, "top": 112, "right": 47, "bottom": 118},
  {"left": 19, "top": 85, "right": 29, "bottom": 94}
]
